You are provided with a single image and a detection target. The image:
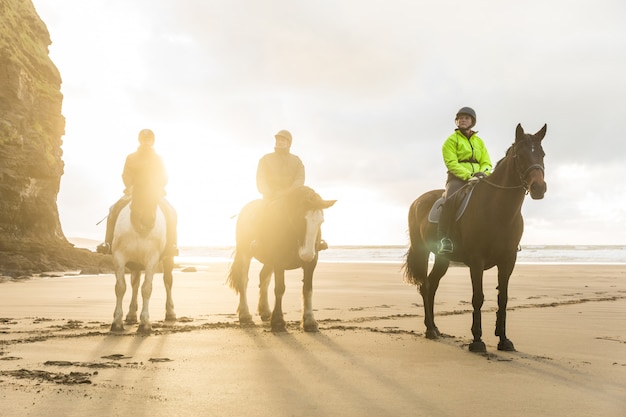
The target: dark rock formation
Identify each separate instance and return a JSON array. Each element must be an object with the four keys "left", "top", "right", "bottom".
[{"left": 0, "top": 0, "right": 112, "bottom": 276}]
